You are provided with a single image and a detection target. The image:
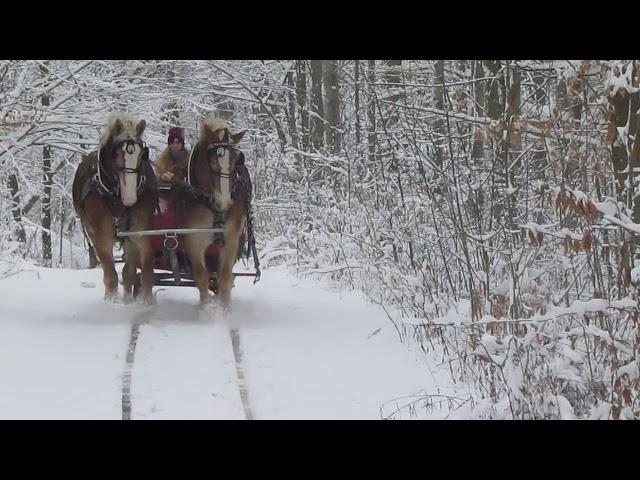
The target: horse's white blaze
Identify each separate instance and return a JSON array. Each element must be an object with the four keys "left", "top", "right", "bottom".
[
  {"left": 217, "top": 149, "right": 232, "bottom": 210},
  {"left": 119, "top": 145, "right": 141, "bottom": 207}
]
